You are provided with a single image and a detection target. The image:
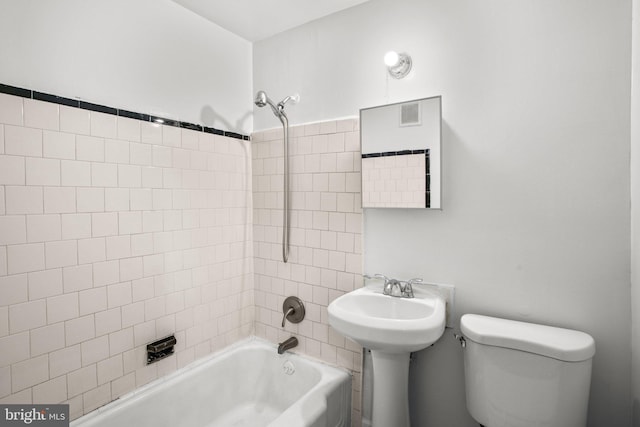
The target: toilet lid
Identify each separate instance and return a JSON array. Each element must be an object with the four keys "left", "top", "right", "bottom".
[{"left": 460, "top": 314, "right": 595, "bottom": 362}]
